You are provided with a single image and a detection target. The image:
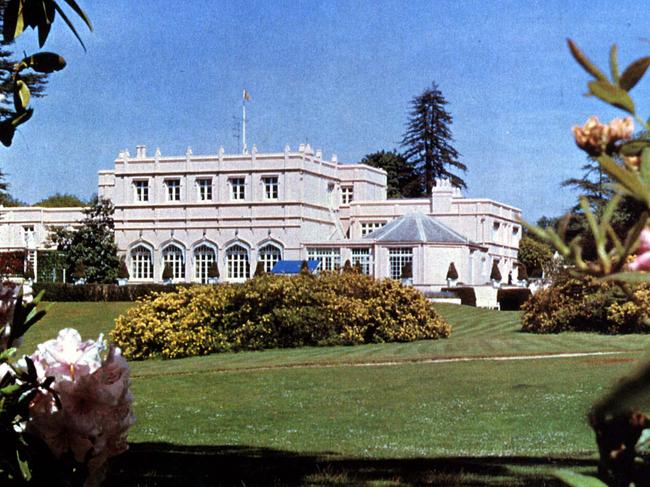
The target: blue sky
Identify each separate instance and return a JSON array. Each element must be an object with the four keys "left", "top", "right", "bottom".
[{"left": 3, "top": 0, "right": 650, "bottom": 222}]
